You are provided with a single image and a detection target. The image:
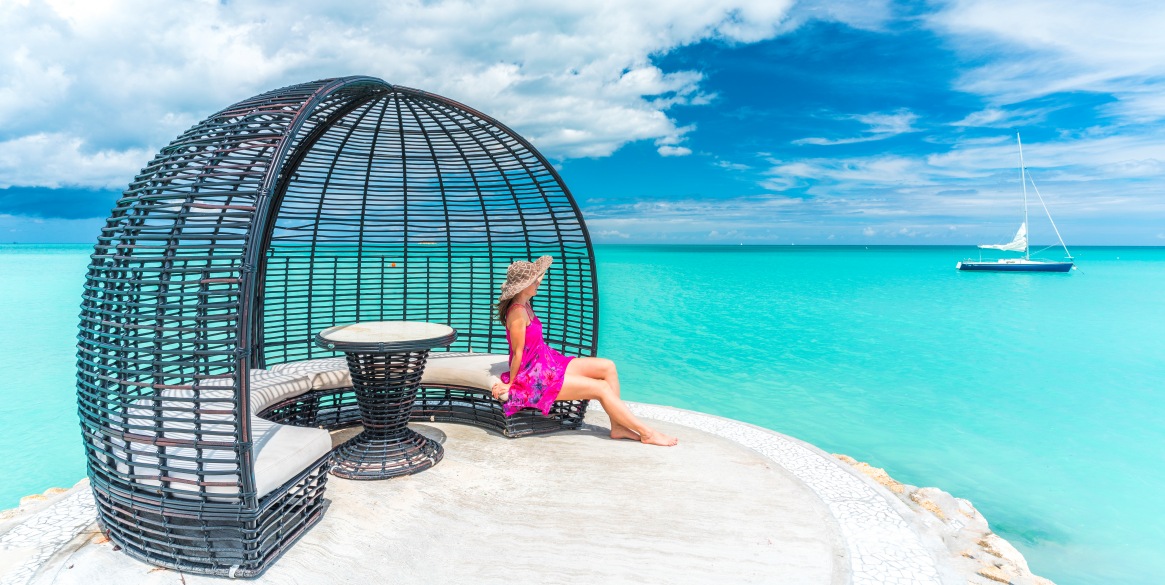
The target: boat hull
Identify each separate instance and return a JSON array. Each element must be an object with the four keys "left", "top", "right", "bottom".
[{"left": 956, "top": 261, "right": 1073, "bottom": 272}]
